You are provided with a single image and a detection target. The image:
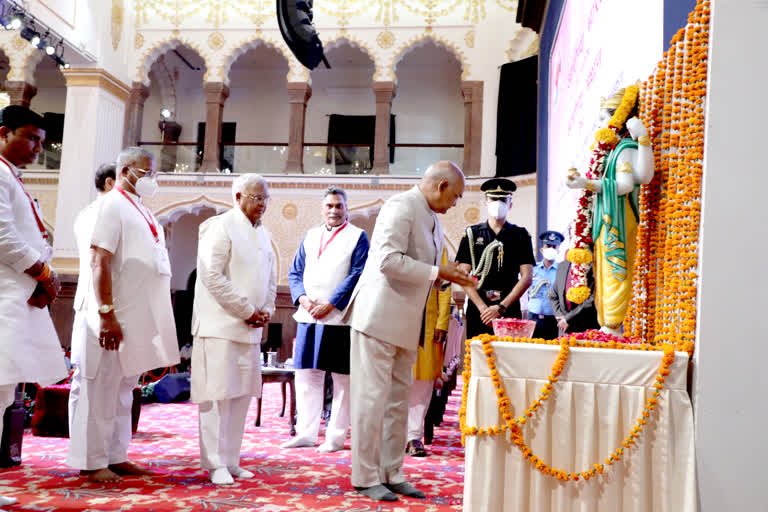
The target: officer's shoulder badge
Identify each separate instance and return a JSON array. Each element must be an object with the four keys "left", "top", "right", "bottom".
[{"left": 476, "top": 237, "right": 485, "bottom": 244}]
